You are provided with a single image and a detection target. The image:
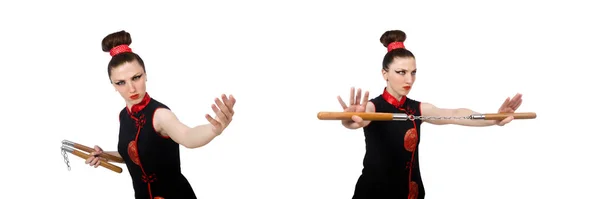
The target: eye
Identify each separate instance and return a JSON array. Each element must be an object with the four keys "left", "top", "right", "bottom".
[
  {"left": 133, "top": 75, "right": 141, "bottom": 80},
  {"left": 395, "top": 71, "right": 406, "bottom": 75},
  {"left": 412, "top": 71, "right": 417, "bottom": 75},
  {"left": 115, "top": 81, "right": 125, "bottom": 86}
]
